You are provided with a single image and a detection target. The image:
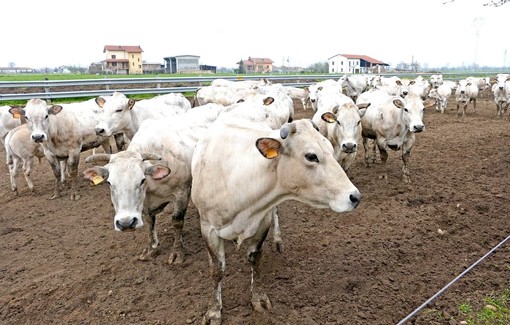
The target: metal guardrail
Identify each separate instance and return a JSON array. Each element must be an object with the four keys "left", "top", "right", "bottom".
[
  {"left": 0, "top": 72, "right": 488, "bottom": 102},
  {"left": 0, "top": 74, "right": 337, "bottom": 101}
]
